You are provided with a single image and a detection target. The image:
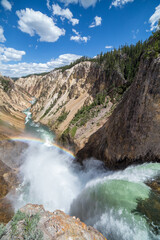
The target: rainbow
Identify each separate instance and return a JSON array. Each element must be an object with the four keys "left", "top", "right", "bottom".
[{"left": 3, "top": 136, "right": 75, "bottom": 158}]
